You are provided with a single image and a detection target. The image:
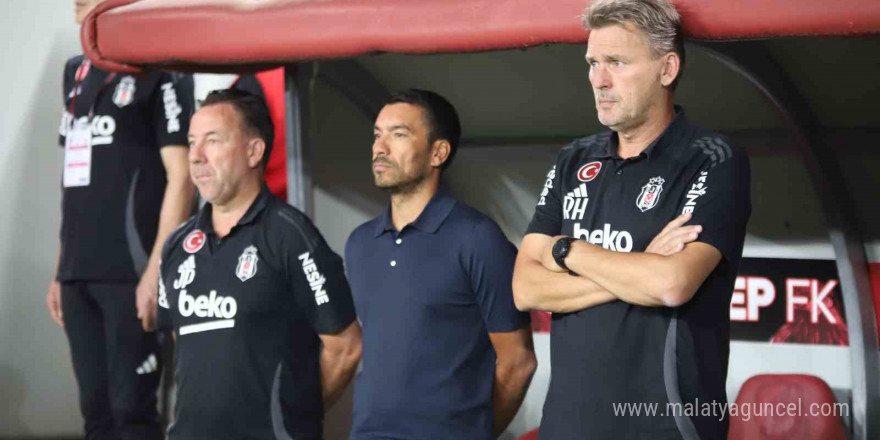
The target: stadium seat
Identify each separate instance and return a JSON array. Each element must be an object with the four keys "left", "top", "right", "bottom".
[{"left": 728, "top": 374, "right": 846, "bottom": 440}]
